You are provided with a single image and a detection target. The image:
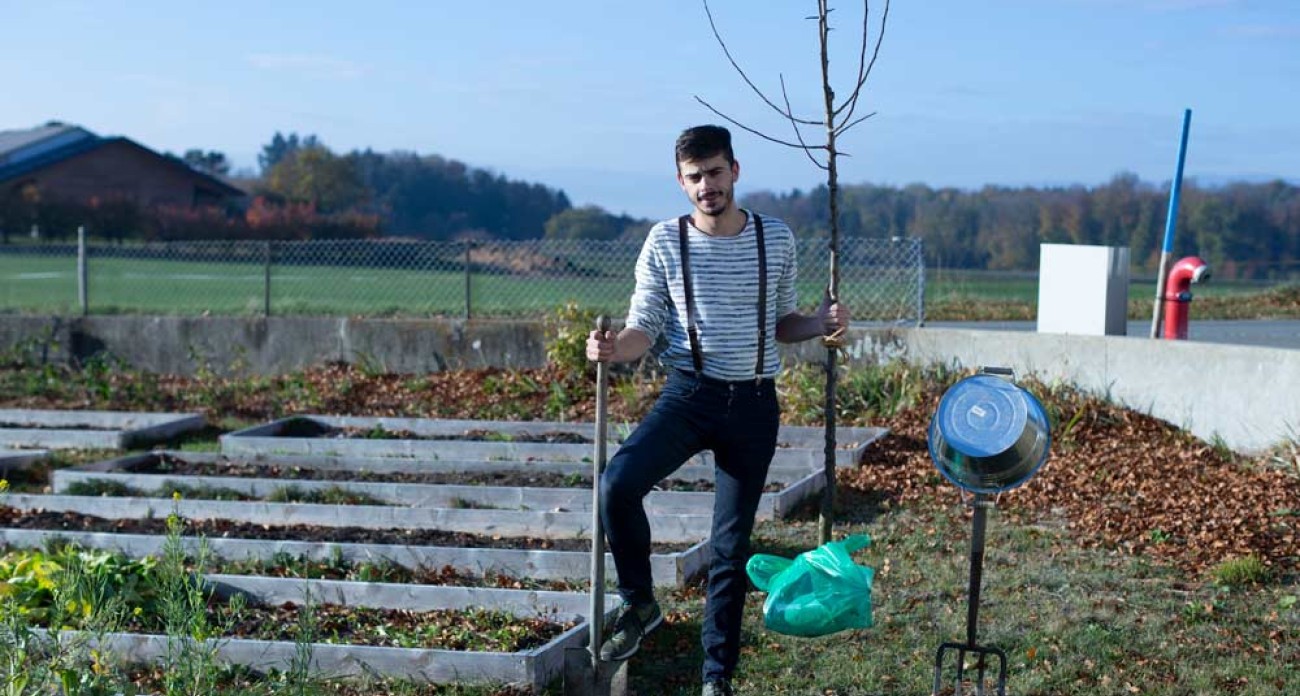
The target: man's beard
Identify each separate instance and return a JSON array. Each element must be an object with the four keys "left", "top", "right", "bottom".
[{"left": 697, "top": 191, "right": 730, "bottom": 216}]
